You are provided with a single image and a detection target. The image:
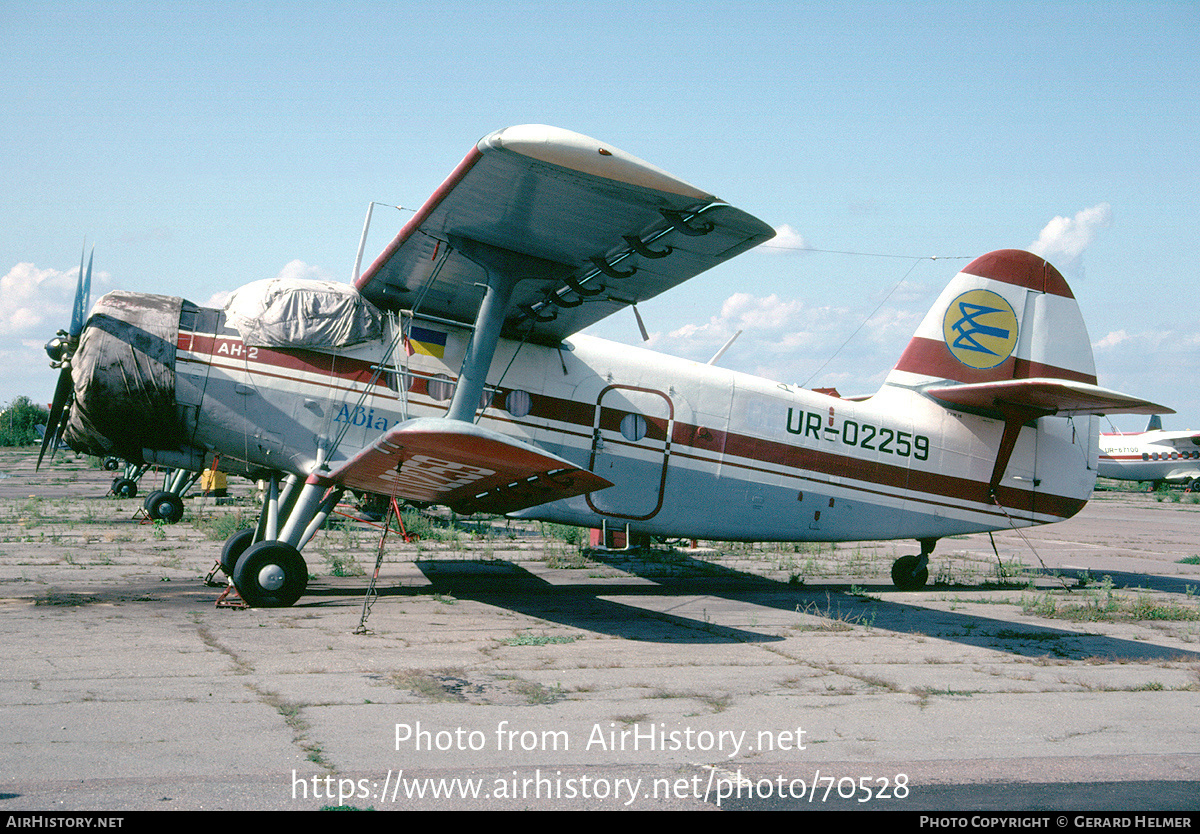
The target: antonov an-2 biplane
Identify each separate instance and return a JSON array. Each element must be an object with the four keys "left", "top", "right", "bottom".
[
  {"left": 41, "top": 125, "right": 1168, "bottom": 606},
  {"left": 1098, "top": 416, "right": 1200, "bottom": 490}
]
